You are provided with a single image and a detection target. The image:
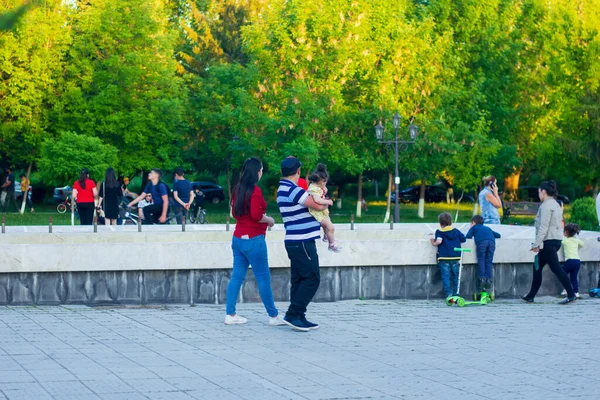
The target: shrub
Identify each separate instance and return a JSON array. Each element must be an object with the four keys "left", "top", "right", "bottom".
[{"left": 569, "top": 197, "right": 598, "bottom": 231}]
